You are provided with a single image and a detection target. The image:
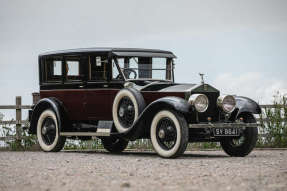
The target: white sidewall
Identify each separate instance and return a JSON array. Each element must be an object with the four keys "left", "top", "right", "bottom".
[
  {"left": 150, "top": 110, "right": 181, "bottom": 158},
  {"left": 37, "top": 110, "right": 59, "bottom": 152},
  {"left": 113, "top": 89, "right": 139, "bottom": 133}
]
